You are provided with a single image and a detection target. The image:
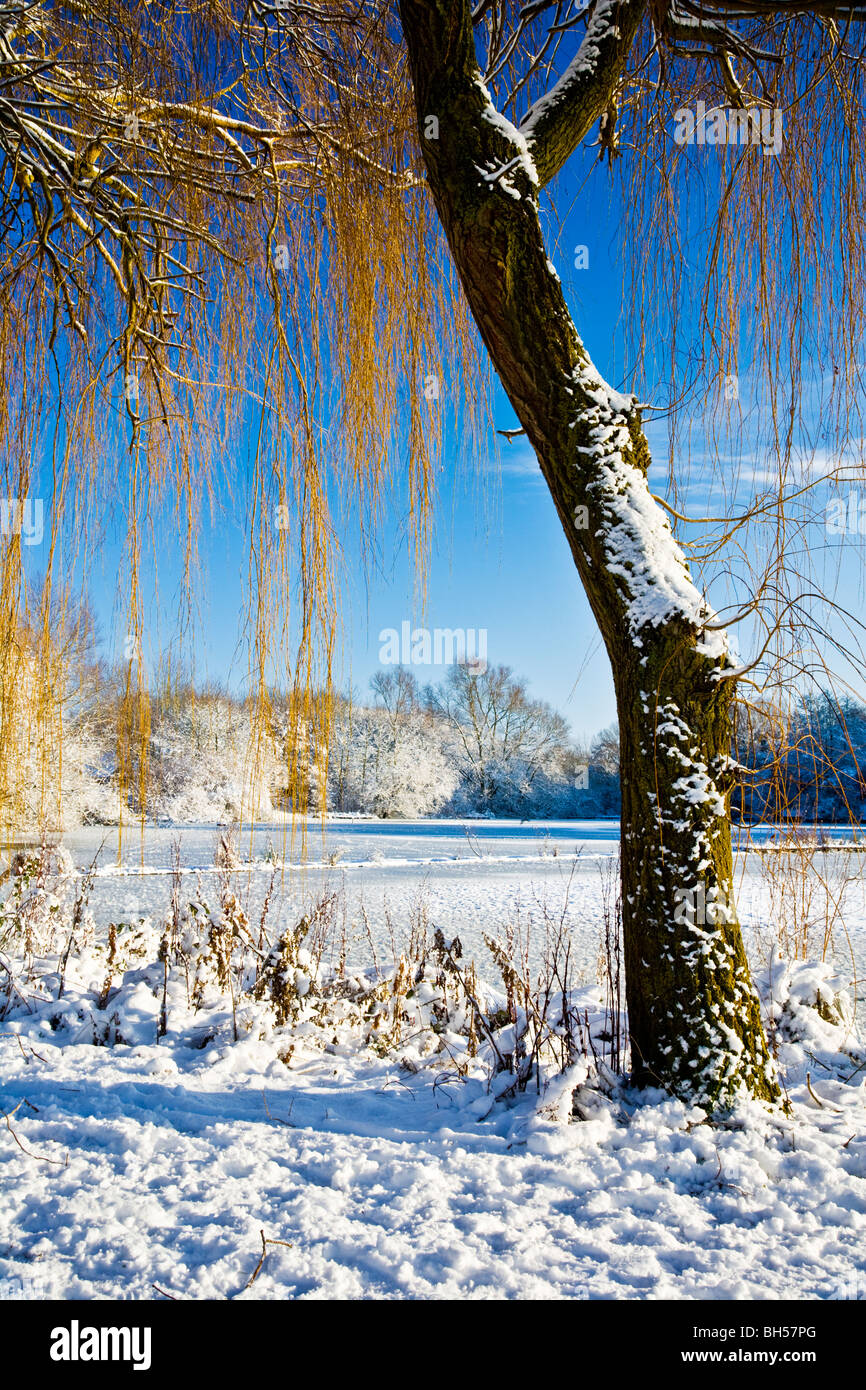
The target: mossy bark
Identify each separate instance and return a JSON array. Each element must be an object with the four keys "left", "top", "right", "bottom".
[{"left": 399, "top": 0, "right": 779, "bottom": 1109}]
